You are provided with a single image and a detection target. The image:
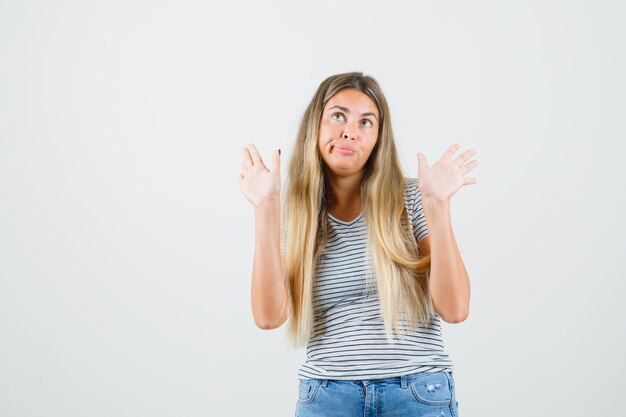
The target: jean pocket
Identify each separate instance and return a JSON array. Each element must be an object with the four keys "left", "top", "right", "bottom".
[
  {"left": 409, "top": 372, "right": 453, "bottom": 406},
  {"left": 297, "top": 379, "right": 322, "bottom": 405}
]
